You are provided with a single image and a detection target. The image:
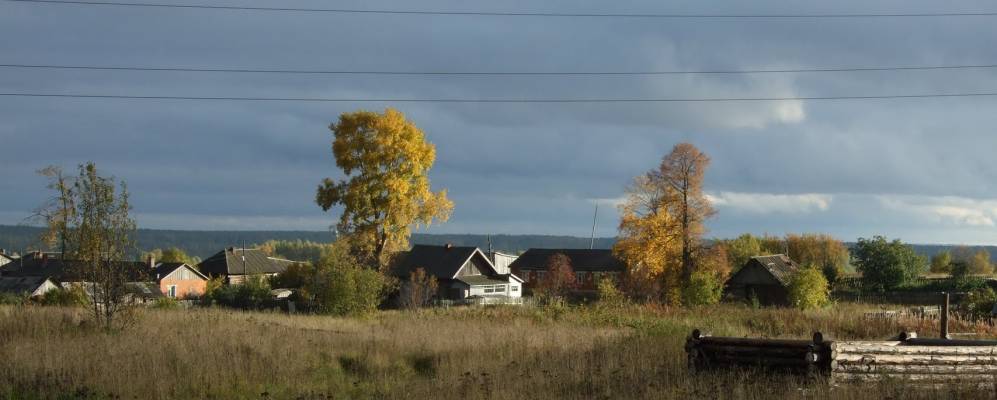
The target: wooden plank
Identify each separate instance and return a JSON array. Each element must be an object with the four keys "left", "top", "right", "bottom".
[
  {"left": 698, "top": 337, "right": 816, "bottom": 349},
  {"left": 833, "top": 373, "right": 997, "bottom": 382},
  {"left": 698, "top": 344, "right": 813, "bottom": 358},
  {"left": 834, "top": 354, "right": 997, "bottom": 365},
  {"left": 833, "top": 343, "right": 997, "bottom": 356},
  {"left": 834, "top": 364, "right": 997, "bottom": 374}
]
